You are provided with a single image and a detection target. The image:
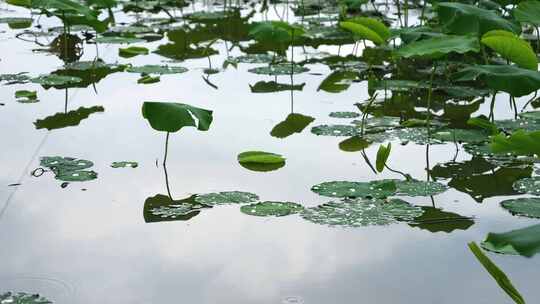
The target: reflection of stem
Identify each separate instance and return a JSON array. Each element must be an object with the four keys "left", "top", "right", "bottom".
[
  {"left": 430, "top": 195, "right": 435, "bottom": 208},
  {"left": 64, "top": 88, "right": 68, "bottom": 113},
  {"left": 426, "top": 65, "right": 436, "bottom": 181},
  {"left": 489, "top": 91, "right": 497, "bottom": 122},
  {"left": 163, "top": 162, "right": 173, "bottom": 200},
  {"left": 163, "top": 132, "right": 172, "bottom": 199}
]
